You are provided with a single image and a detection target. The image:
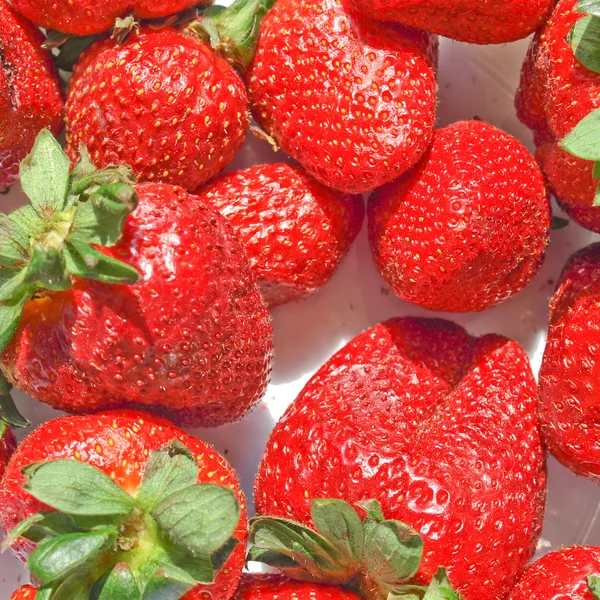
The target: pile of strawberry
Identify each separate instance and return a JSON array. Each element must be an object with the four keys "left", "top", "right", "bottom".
[{"left": 2, "top": 0, "right": 600, "bottom": 597}]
